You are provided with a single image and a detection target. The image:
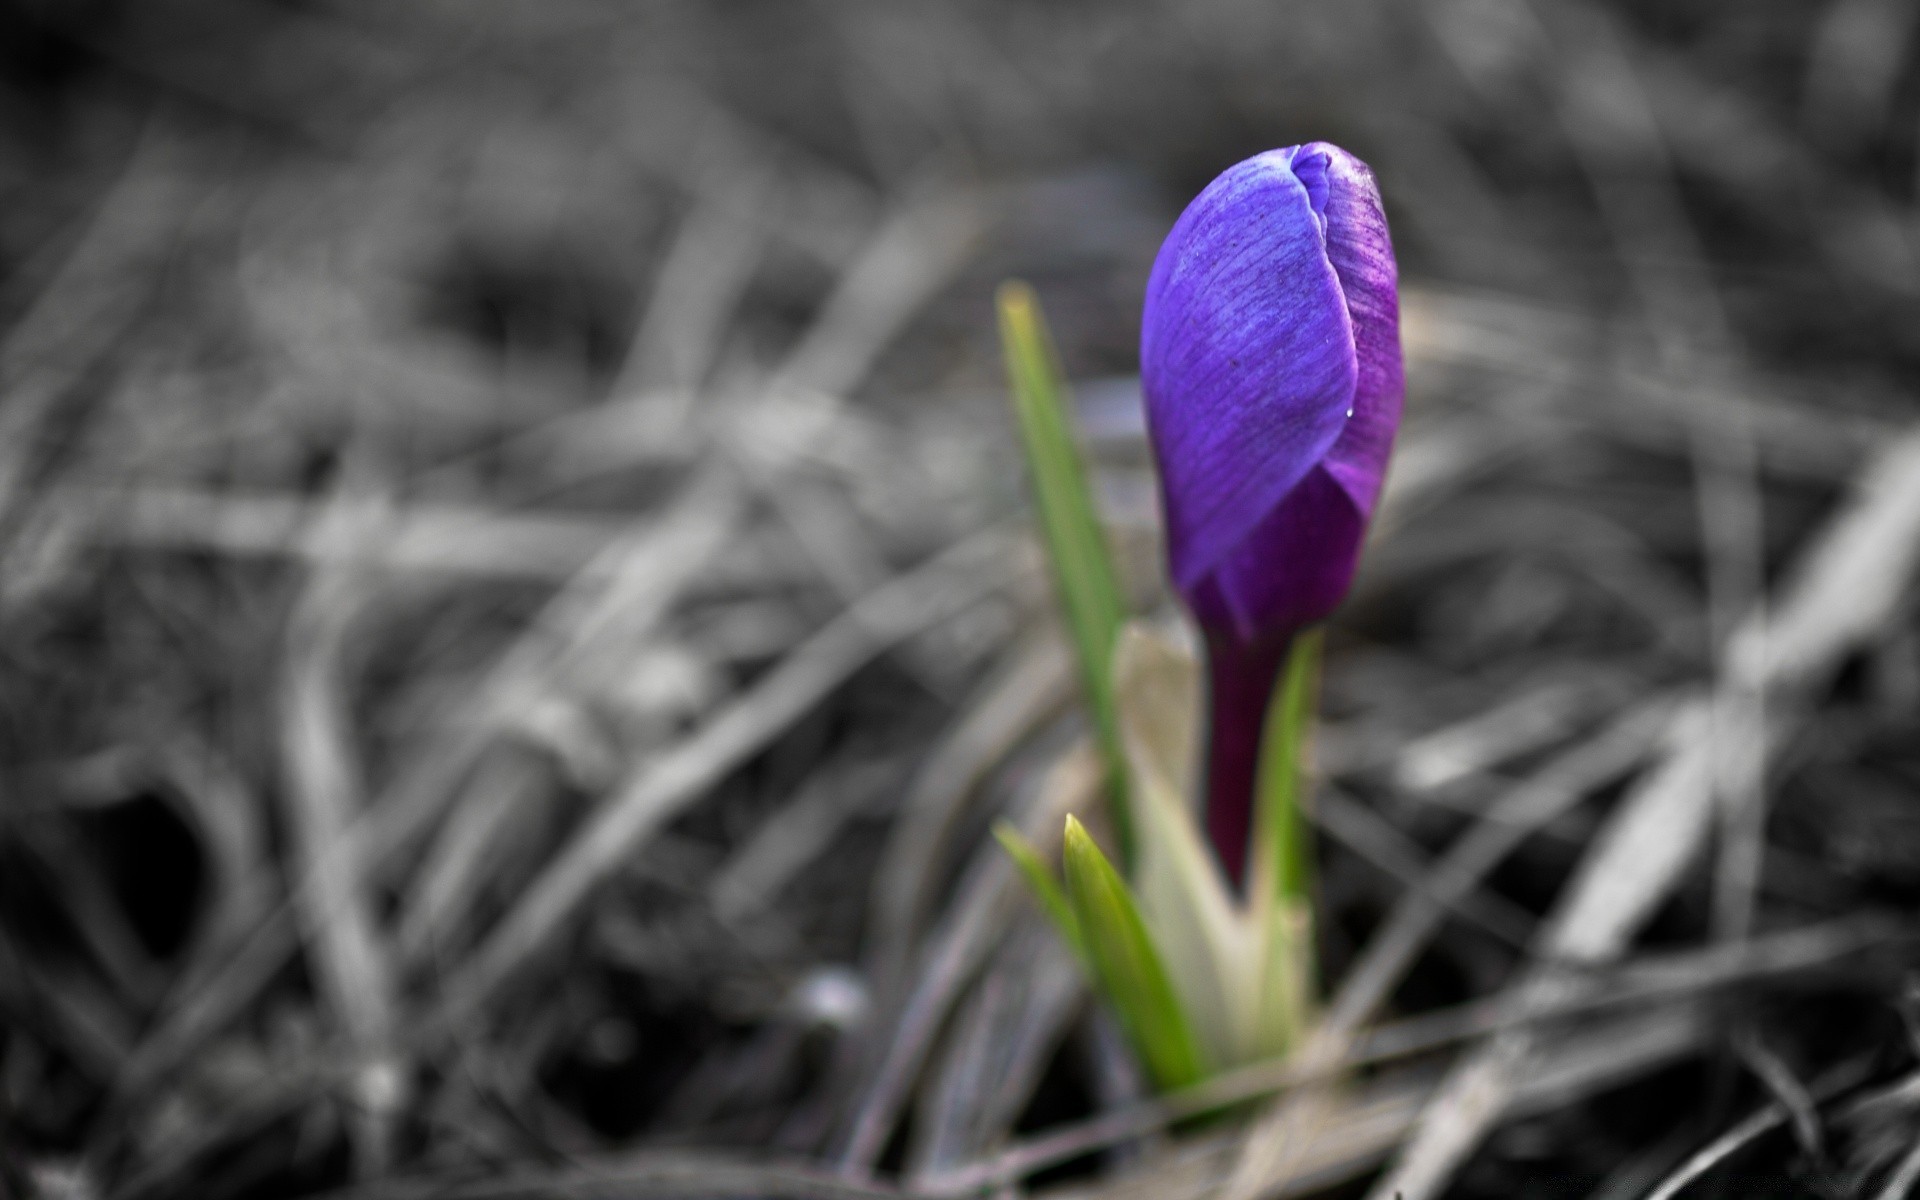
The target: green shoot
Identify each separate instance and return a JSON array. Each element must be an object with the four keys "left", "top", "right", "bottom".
[
  {"left": 992, "top": 820, "right": 1086, "bottom": 966},
  {"left": 997, "top": 281, "right": 1134, "bottom": 867},
  {"left": 1060, "top": 816, "right": 1210, "bottom": 1090}
]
